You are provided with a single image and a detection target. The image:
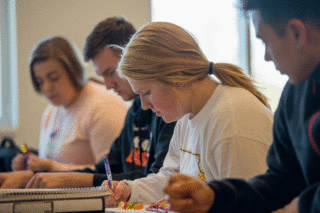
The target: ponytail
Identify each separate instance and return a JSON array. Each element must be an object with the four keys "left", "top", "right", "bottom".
[
  {"left": 211, "top": 63, "right": 271, "bottom": 110},
  {"left": 119, "top": 21, "right": 270, "bottom": 110}
]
